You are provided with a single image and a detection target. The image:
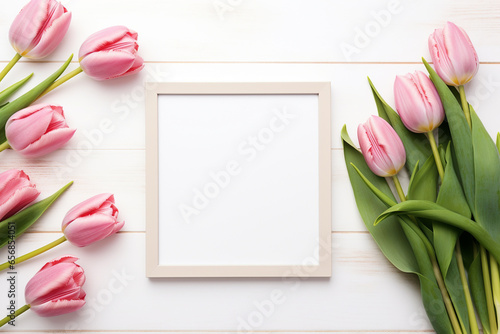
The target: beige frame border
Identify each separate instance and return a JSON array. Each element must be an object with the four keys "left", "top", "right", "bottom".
[{"left": 146, "top": 82, "right": 332, "bottom": 278}]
